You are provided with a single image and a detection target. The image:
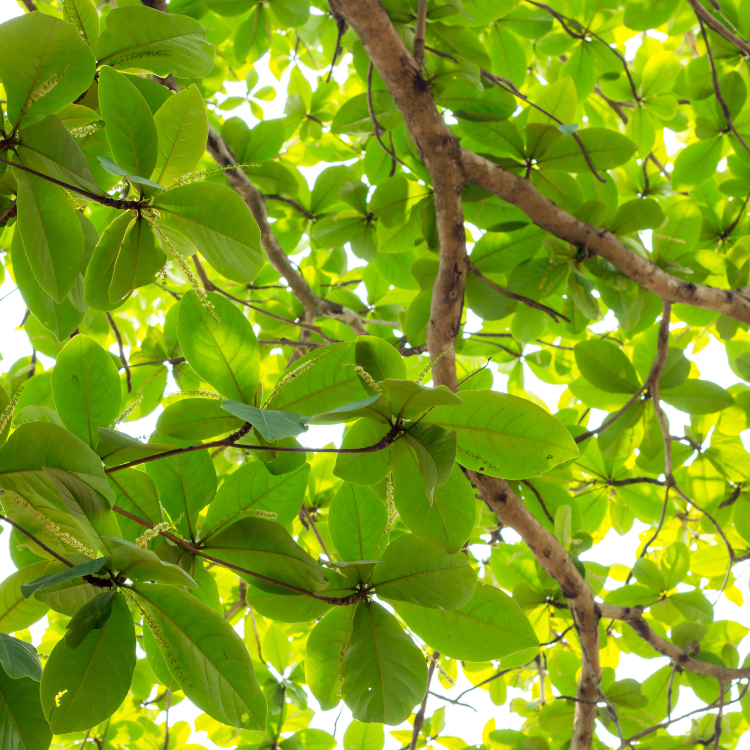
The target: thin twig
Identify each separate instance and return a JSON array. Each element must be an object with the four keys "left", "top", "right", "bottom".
[
  {"left": 410, "top": 651, "right": 438, "bottom": 750},
  {"left": 301, "top": 505, "right": 333, "bottom": 560},
  {"left": 367, "top": 62, "right": 407, "bottom": 170},
  {"left": 263, "top": 194, "right": 315, "bottom": 220},
  {"left": 0, "top": 513, "right": 74, "bottom": 567},
  {"left": 107, "top": 313, "right": 131, "bottom": 393}
]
